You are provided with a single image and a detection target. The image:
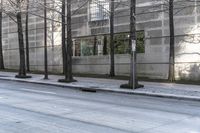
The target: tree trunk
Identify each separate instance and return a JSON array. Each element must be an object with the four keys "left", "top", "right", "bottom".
[
  {"left": 168, "top": 0, "right": 175, "bottom": 82},
  {"left": 44, "top": 0, "right": 48, "bottom": 79},
  {"left": 128, "top": 0, "right": 138, "bottom": 89},
  {"left": 93, "top": 36, "right": 97, "bottom": 55},
  {"left": 0, "top": 0, "right": 4, "bottom": 69},
  {"left": 103, "top": 35, "right": 107, "bottom": 55},
  {"left": 110, "top": 0, "right": 115, "bottom": 77},
  {"left": 51, "top": 0, "right": 55, "bottom": 70},
  {"left": 61, "top": 0, "right": 66, "bottom": 74},
  {"left": 16, "top": 12, "right": 26, "bottom": 77},
  {"left": 65, "top": 0, "right": 74, "bottom": 82},
  {"left": 25, "top": 0, "right": 30, "bottom": 72}
]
